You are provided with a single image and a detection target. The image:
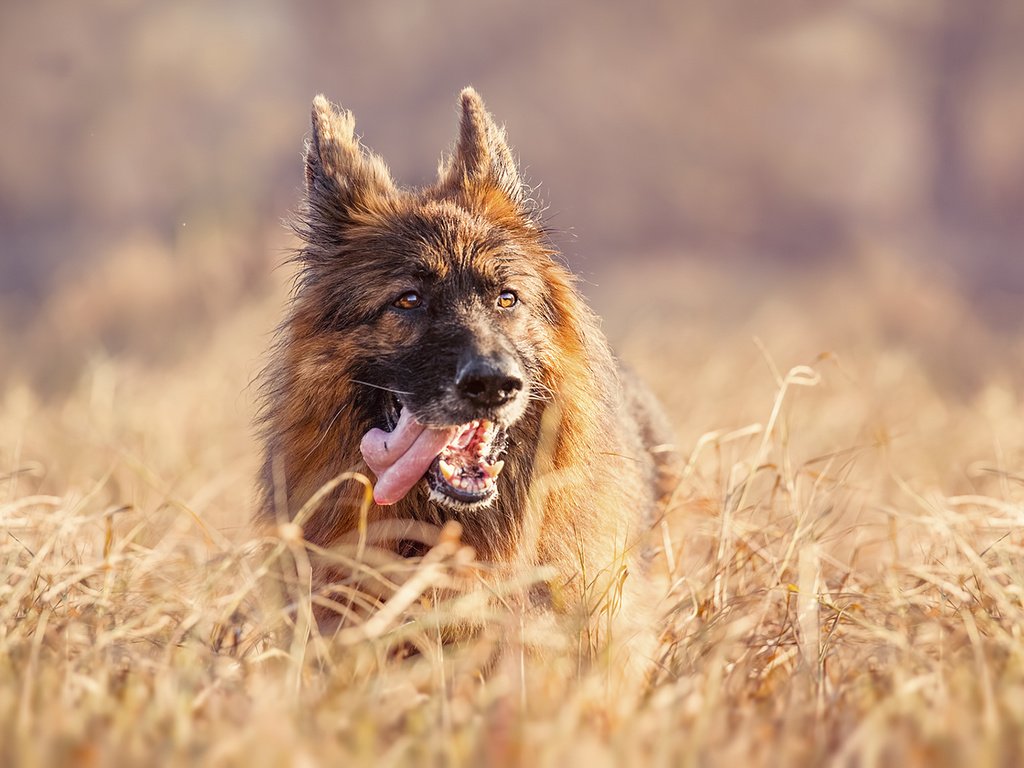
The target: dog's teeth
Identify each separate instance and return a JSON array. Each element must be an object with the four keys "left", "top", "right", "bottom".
[
  {"left": 483, "top": 460, "right": 504, "bottom": 478},
  {"left": 439, "top": 459, "right": 457, "bottom": 483}
]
